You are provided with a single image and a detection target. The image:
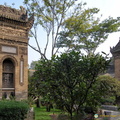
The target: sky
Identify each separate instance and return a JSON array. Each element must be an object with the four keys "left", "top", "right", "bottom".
[{"left": 0, "top": 0, "right": 120, "bottom": 65}]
